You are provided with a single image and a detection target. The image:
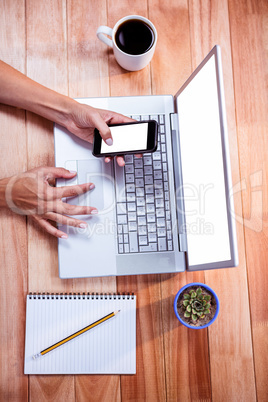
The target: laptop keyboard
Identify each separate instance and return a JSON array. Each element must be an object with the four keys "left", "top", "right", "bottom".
[{"left": 115, "top": 114, "right": 173, "bottom": 254}]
